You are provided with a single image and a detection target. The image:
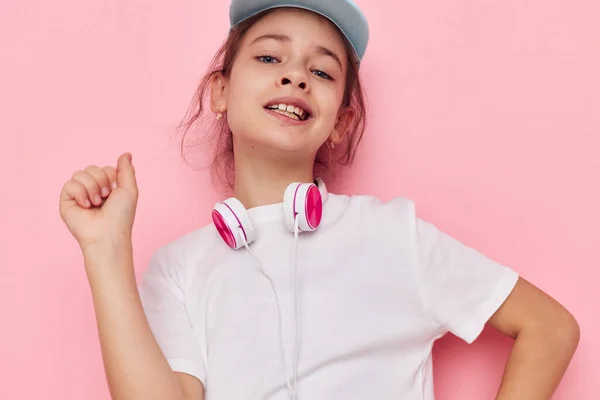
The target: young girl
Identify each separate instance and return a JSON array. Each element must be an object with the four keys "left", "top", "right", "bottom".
[{"left": 59, "top": 1, "right": 580, "bottom": 399}]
